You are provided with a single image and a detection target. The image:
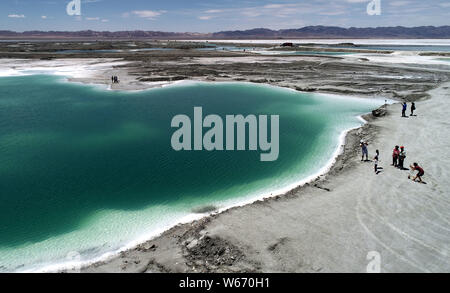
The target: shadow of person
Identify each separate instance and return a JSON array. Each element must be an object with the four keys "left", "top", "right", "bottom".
[{"left": 411, "top": 180, "right": 427, "bottom": 184}]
